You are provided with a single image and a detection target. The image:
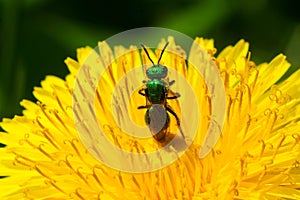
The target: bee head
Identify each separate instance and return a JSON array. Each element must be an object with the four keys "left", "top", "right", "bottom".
[
  {"left": 146, "top": 65, "right": 168, "bottom": 79},
  {"left": 141, "top": 42, "right": 169, "bottom": 79}
]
